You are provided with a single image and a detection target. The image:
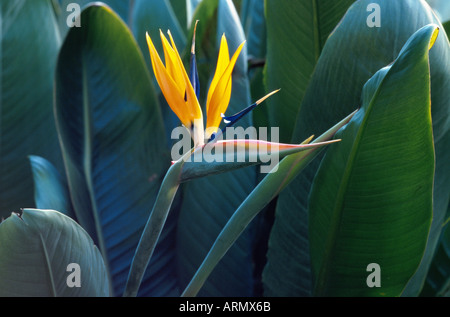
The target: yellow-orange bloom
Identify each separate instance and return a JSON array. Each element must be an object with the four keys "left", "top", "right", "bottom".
[
  {"left": 146, "top": 30, "right": 204, "bottom": 145},
  {"left": 146, "top": 28, "right": 244, "bottom": 146}
]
